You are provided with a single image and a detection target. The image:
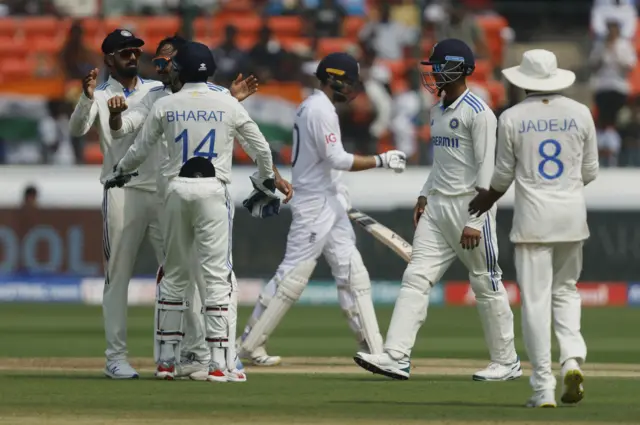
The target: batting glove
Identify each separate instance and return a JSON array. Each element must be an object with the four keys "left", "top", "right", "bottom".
[{"left": 376, "top": 150, "right": 407, "bottom": 173}]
